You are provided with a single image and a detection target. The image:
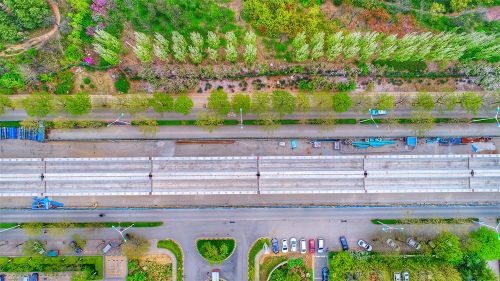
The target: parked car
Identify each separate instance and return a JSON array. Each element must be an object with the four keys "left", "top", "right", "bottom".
[
  {"left": 339, "top": 236, "right": 349, "bottom": 251},
  {"left": 393, "top": 272, "right": 401, "bottom": 281},
  {"left": 357, "top": 239, "right": 373, "bottom": 251},
  {"left": 386, "top": 239, "right": 400, "bottom": 251},
  {"left": 318, "top": 238, "right": 324, "bottom": 253},
  {"left": 308, "top": 239, "right": 316, "bottom": 253},
  {"left": 0, "top": 274, "right": 5, "bottom": 281},
  {"left": 102, "top": 243, "right": 112, "bottom": 254},
  {"left": 23, "top": 275, "right": 29, "bottom": 281},
  {"left": 406, "top": 238, "right": 421, "bottom": 250},
  {"left": 47, "top": 250, "right": 59, "bottom": 257},
  {"left": 300, "top": 238, "right": 307, "bottom": 254},
  {"left": 290, "top": 237, "right": 297, "bottom": 252},
  {"left": 271, "top": 238, "right": 279, "bottom": 254},
  {"left": 30, "top": 273, "right": 39, "bottom": 281},
  {"left": 322, "top": 267, "right": 329, "bottom": 281},
  {"left": 281, "top": 239, "right": 288, "bottom": 253},
  {"left": 403, "top": 272, "right": 409, "bottom": 281},
  {"left": 69, "top": 241, "right": 83, "bottom": 254},
  {"left": 370, "top": 108, "right": 388, "bottom": 116}
]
